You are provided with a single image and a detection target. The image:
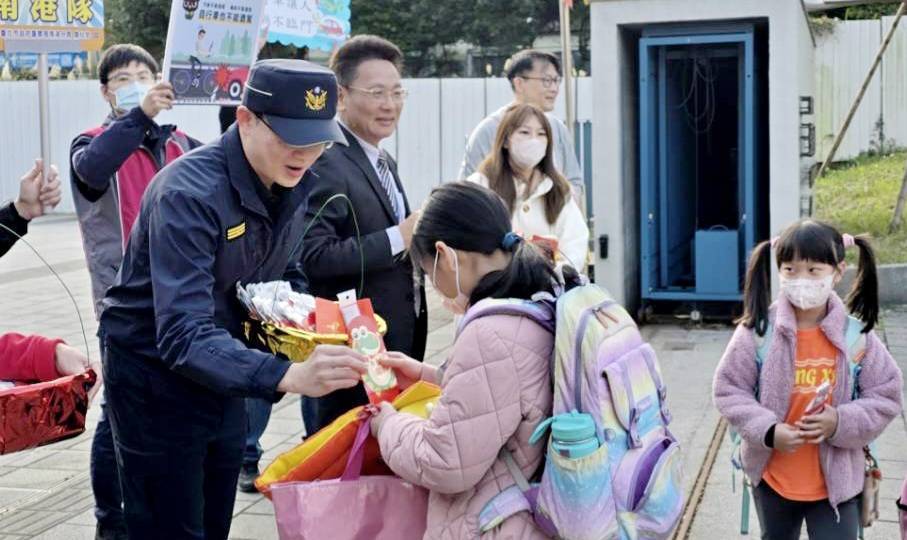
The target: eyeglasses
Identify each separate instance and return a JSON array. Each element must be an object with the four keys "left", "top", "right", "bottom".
[
  {"left": 520, "top": 76, "right": 562, "bottom": 89},
  {"left": 346, "top": 86, "right": 409, "bottom": 104}
]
